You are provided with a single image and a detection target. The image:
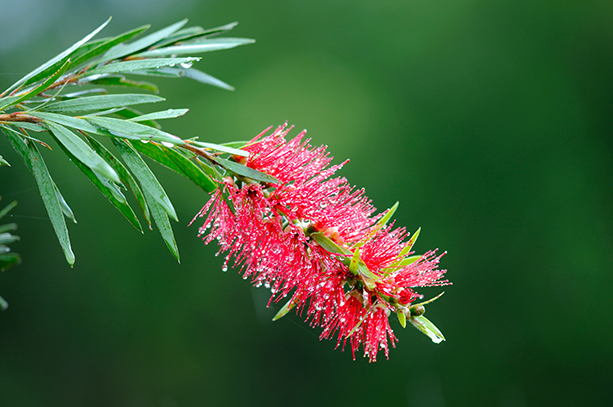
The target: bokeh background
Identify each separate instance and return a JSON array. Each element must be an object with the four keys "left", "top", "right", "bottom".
[{"left": 1, "top": 1, "right": 612, "bottom": 406}]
